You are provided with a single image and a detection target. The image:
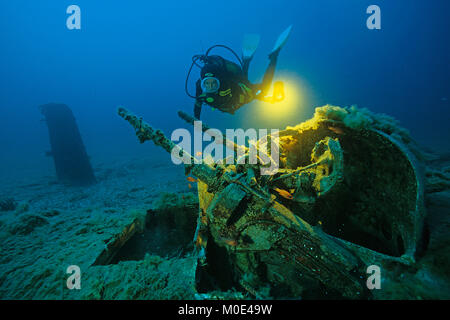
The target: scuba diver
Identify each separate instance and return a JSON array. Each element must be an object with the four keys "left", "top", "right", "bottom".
[{"left": 185, "top": 25, "right": 292, "bottom": 119}]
